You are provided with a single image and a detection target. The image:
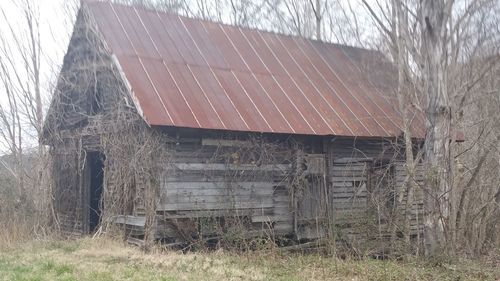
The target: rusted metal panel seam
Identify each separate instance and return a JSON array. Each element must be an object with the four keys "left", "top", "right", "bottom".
[
  {"left": 235, "top": 28, "right": 317, "bottom": 134},
  {"left": 177, "top": 16, "right": 251, "bottom": 131},
  {"left": 153, "top": 9, "right": 227, "bottom": 129},
  {"left": 108, "top": 2, "right": 174, "bottom": 125},
  {"left": 132, "top": 7, "right": 201, "bottom": 127}
]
